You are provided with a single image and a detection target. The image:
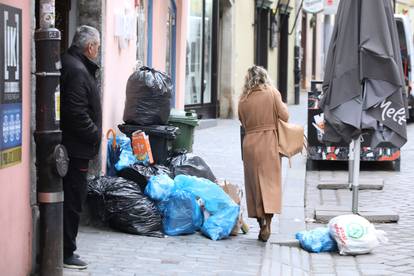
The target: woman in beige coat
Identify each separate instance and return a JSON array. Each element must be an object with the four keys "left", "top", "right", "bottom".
[{"left": 238, "top": 66, "right": 289, "bottom": 242}]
